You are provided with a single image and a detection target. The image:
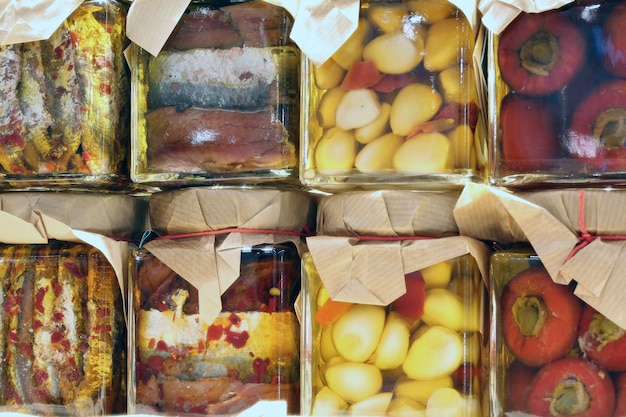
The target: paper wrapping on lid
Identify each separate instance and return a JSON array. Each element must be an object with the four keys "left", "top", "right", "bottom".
[
  {"left": 144, "top": 187, "right": 313, "bottom": 325},
  {"left": 307, "top": 191, "right": 489, "bottom": 306},
  {"left": 454, "top": 182, "right": 626, "bottom": 329},
  {"left": 0, "top": 192, "right": 148, "bottom": 312},
  {"left": 479, "top": 0, "right": 573, "bottom": 34},
  {"left": 0, "top": 0, "right": 83, "bottom": 45}
]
